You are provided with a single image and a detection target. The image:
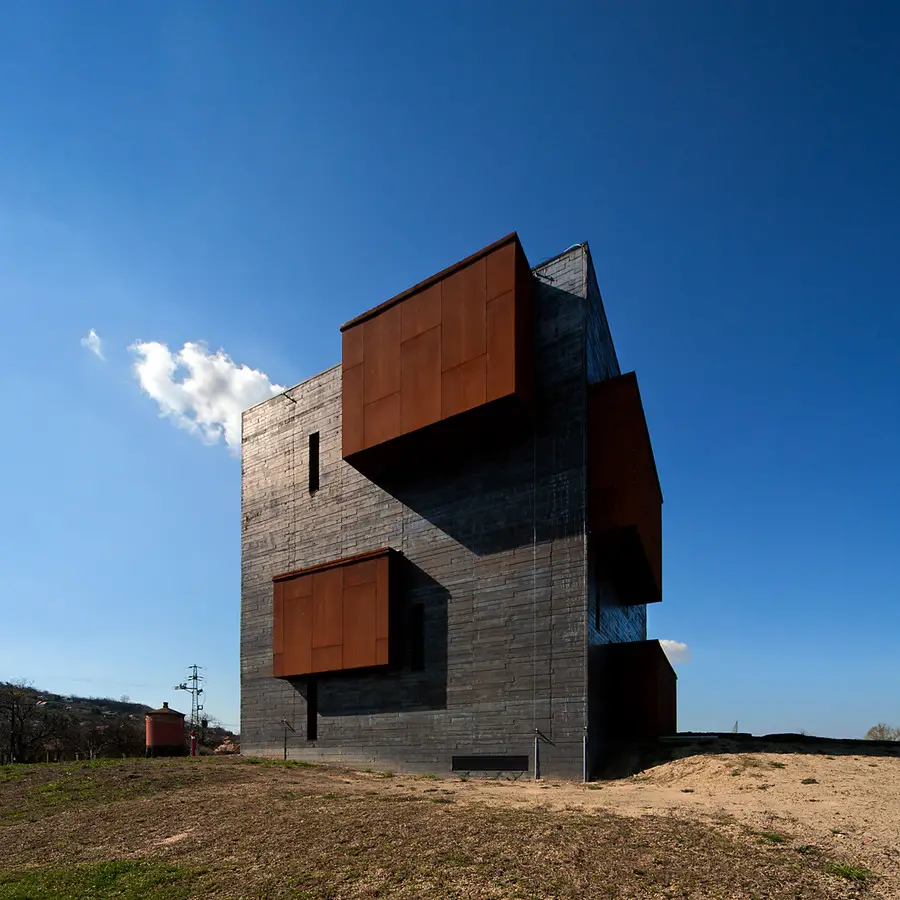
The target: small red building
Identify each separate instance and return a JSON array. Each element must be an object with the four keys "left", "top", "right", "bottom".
[{"left": 145, "top": 702, "right": 186, "bottom": 757}]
